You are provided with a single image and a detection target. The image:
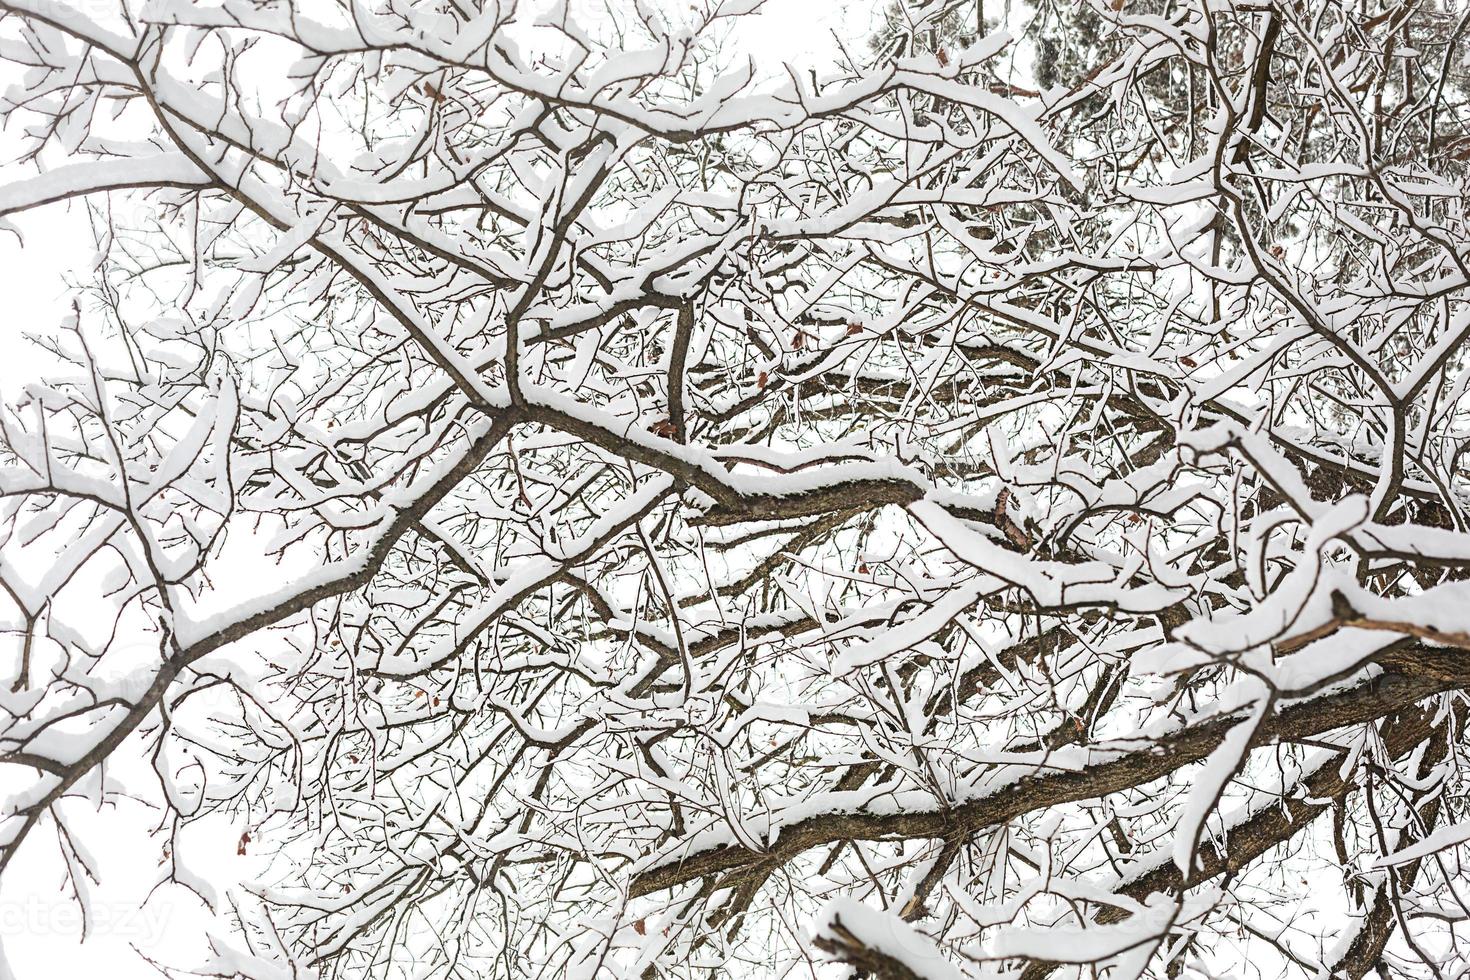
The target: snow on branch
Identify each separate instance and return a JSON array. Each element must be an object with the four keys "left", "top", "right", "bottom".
[{"left": 2, "top": 0, "right": 1470, "bottom": 977}]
